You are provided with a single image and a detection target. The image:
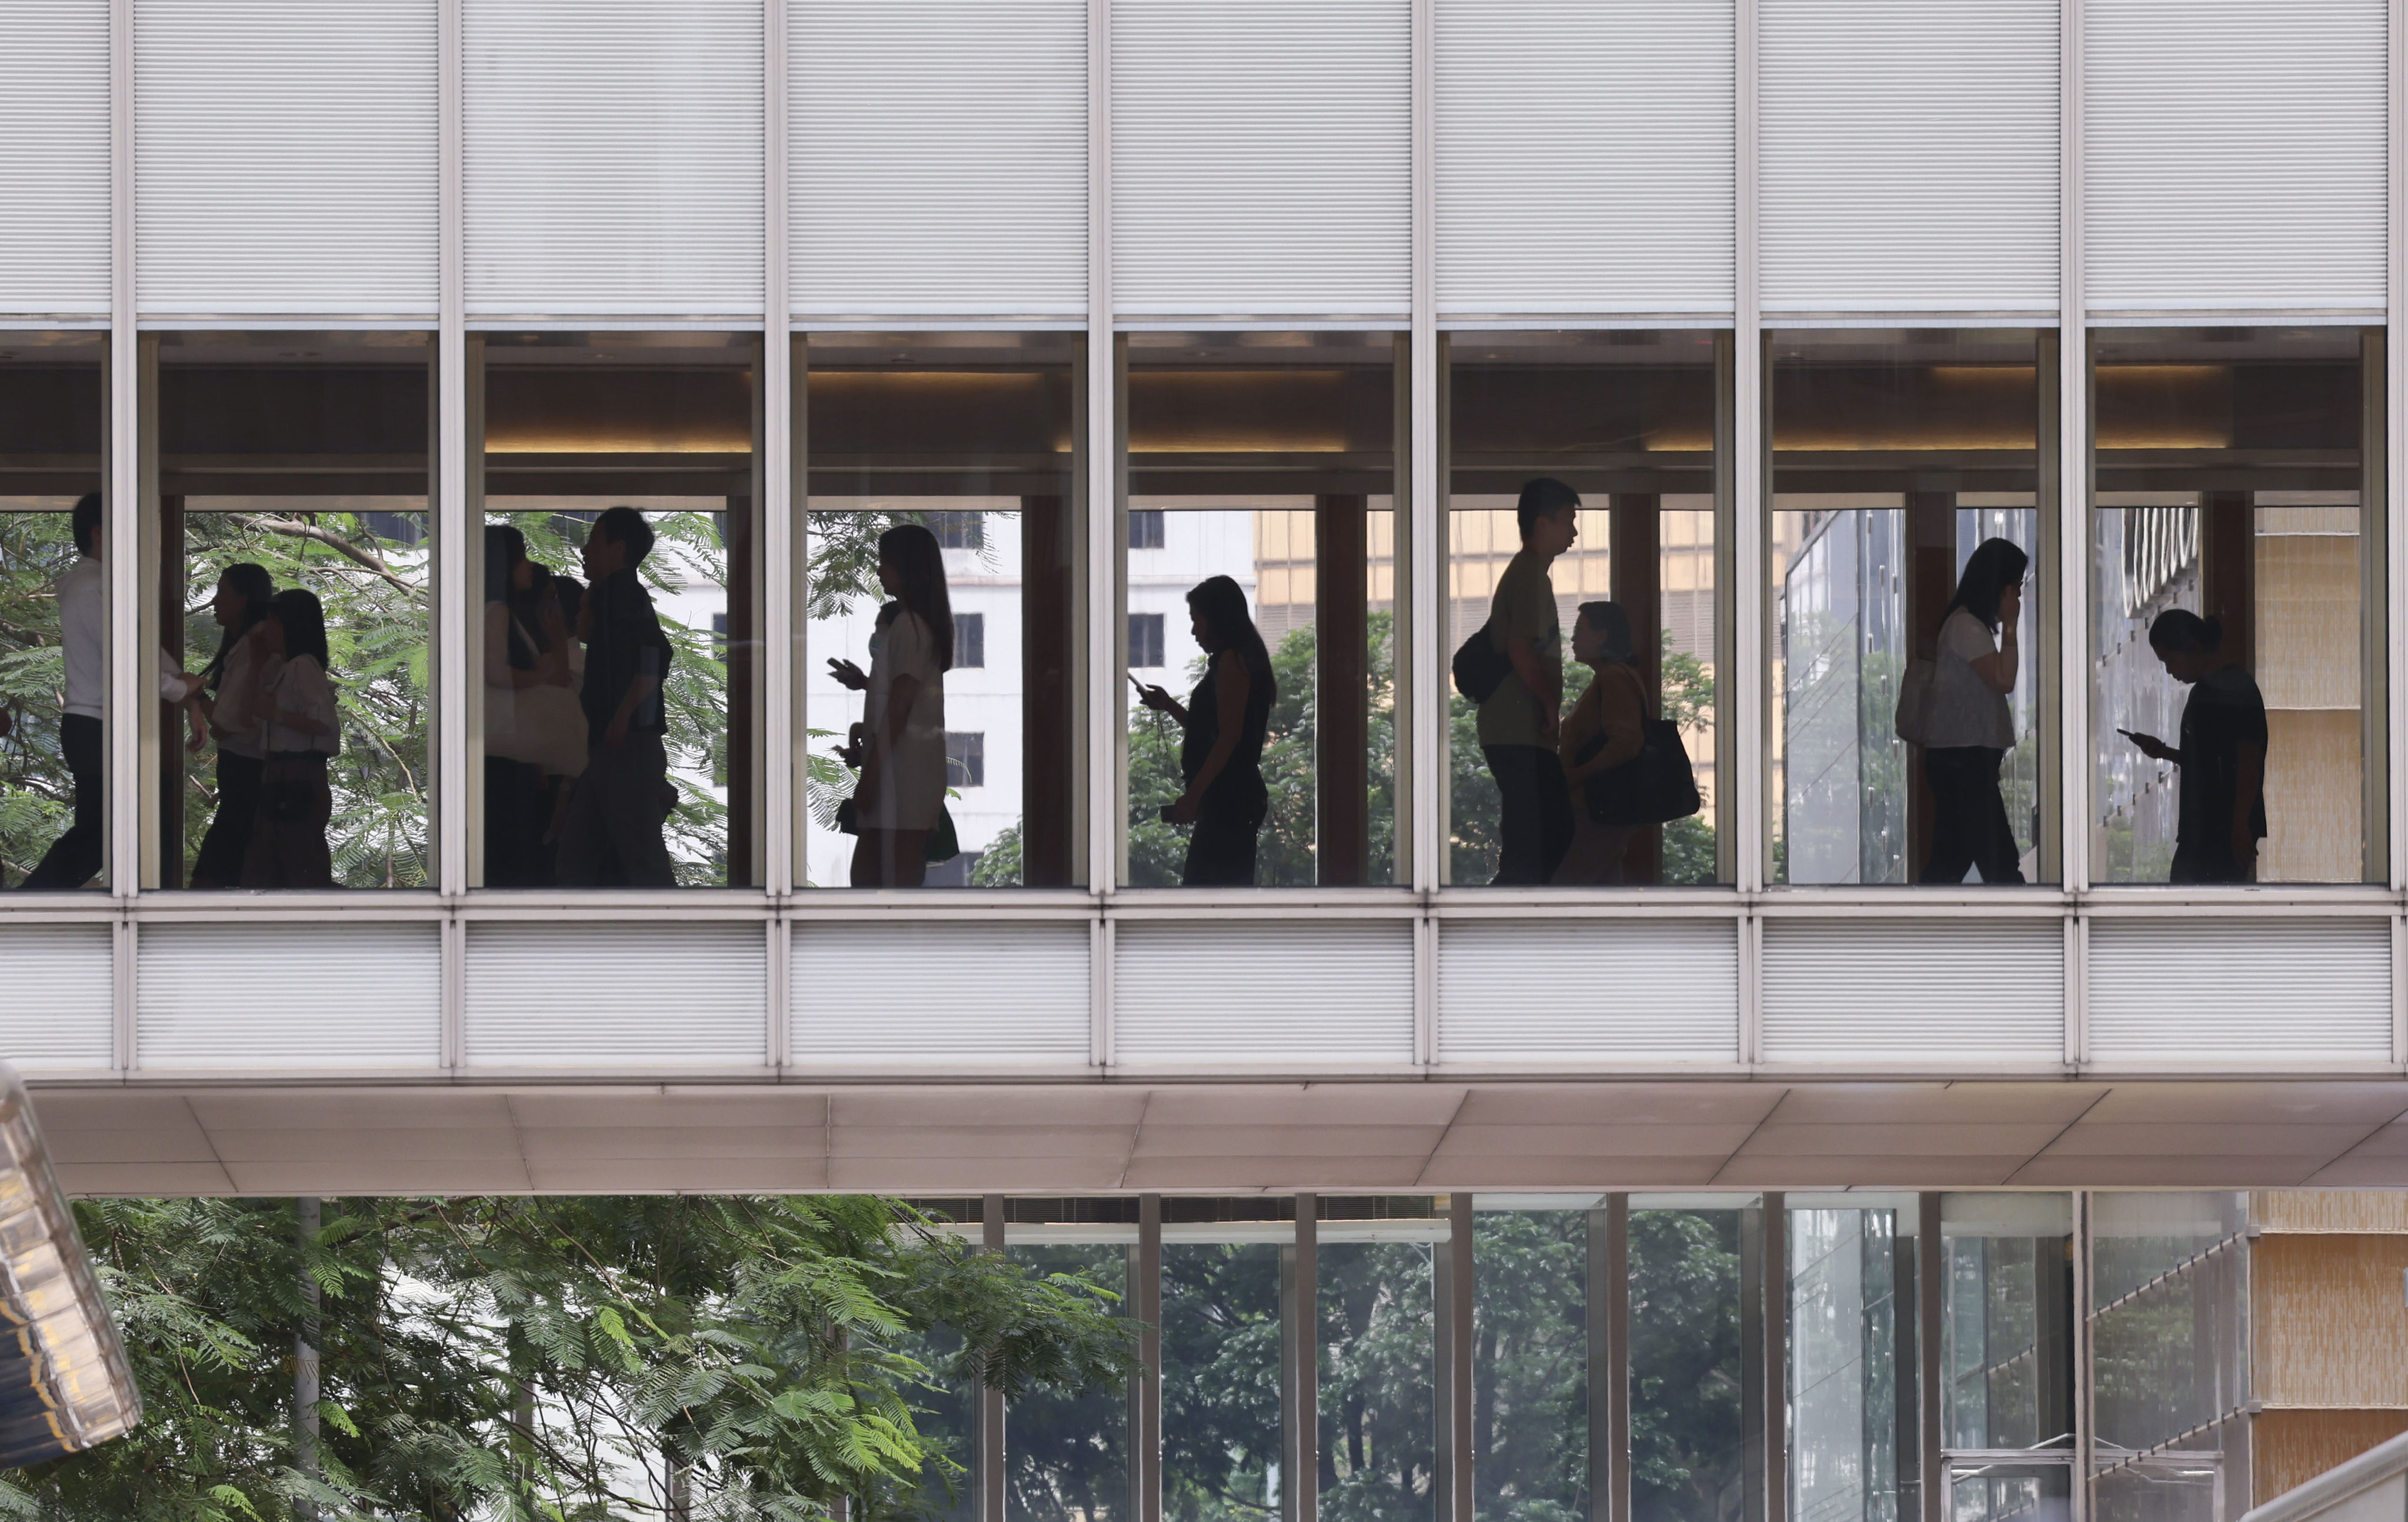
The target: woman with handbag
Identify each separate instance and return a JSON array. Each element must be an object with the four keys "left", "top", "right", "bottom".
[
  {"left": 187, "top": 563, "right": 277, "bottom": 888},
  {"left": 241, "top": 590, "right": 339, "bottom": 888},
  {"left": 825, "top": 522, "right": 953, "bottom": 887},
  {"left": 1921, "top": 537, "right": 2028, "bottom": 884},
  {"left": 1135, "top": 575, "right": 1276, "bottom": 887},
  {"left": 1554, "top": 601, "right": 1651, "bottom": 885},
  {"left": 482, "top": 526, "right": 583, "bottom": 885}
]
